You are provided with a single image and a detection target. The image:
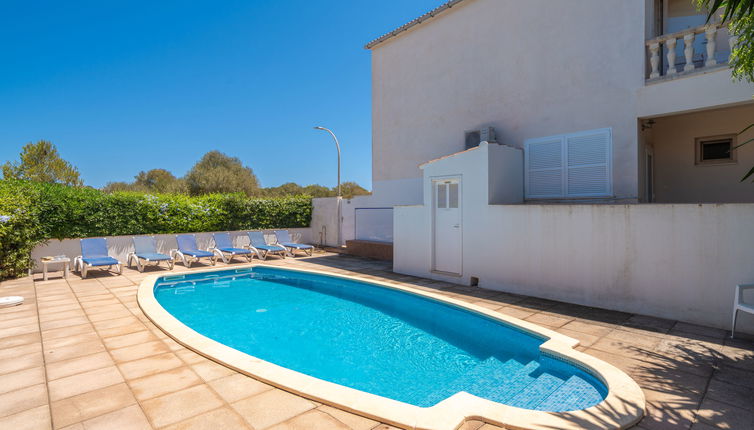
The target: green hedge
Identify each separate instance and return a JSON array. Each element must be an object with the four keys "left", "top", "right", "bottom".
[{"left": 0, "top": 180, "right": 313, "bottom": 280}]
